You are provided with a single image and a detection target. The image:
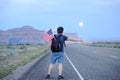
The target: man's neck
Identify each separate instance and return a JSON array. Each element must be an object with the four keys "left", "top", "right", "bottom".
[{"left": 58, "top": 33, "right": 62, "bottom": 35}]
